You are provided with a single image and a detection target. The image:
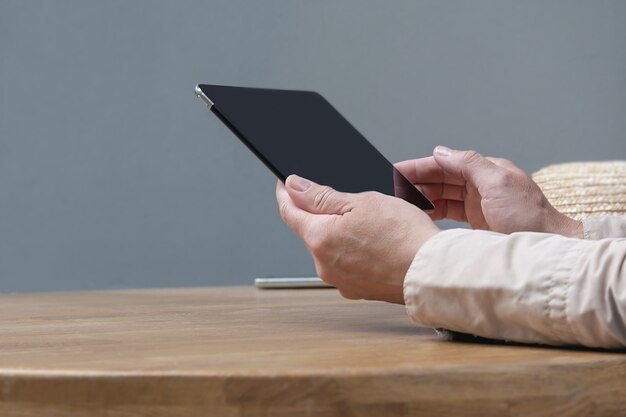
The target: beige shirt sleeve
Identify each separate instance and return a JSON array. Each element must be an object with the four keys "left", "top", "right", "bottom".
[
  {"left": 583, "top": 215, "right": 626, "bottom": 240},
  {"left": 404, "top": 217, "right": 626, "bottom": 348}
]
